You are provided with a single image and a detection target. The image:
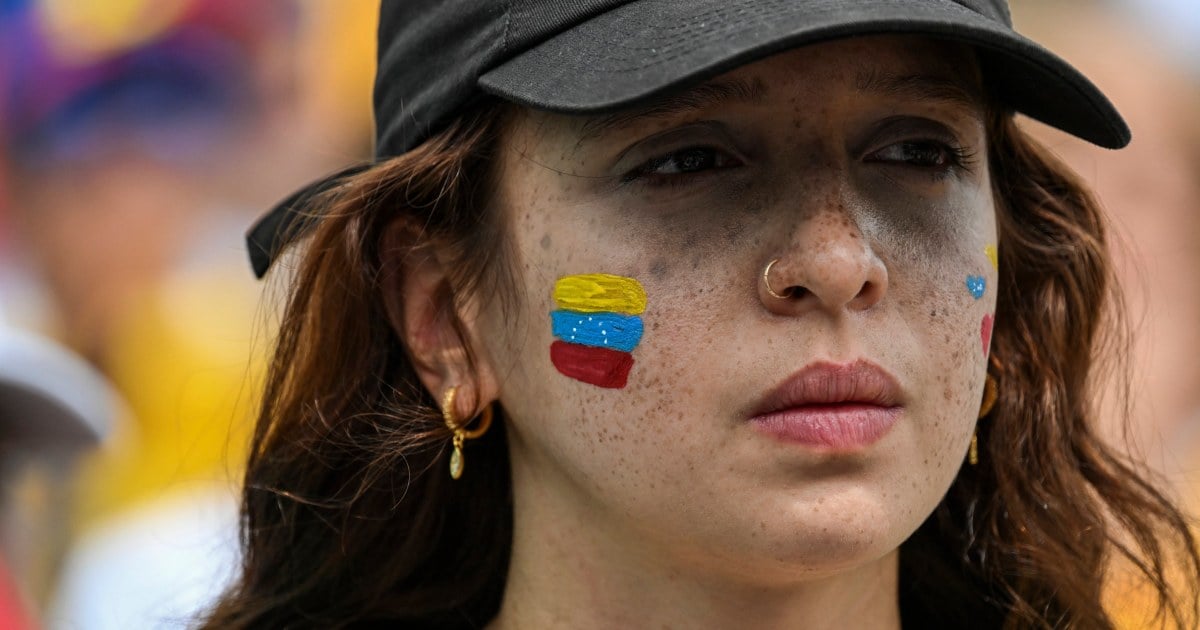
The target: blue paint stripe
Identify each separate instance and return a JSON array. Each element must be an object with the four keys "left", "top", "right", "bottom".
[{"left": 551, "top": 310, "right": 643, "bottom": 352}]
